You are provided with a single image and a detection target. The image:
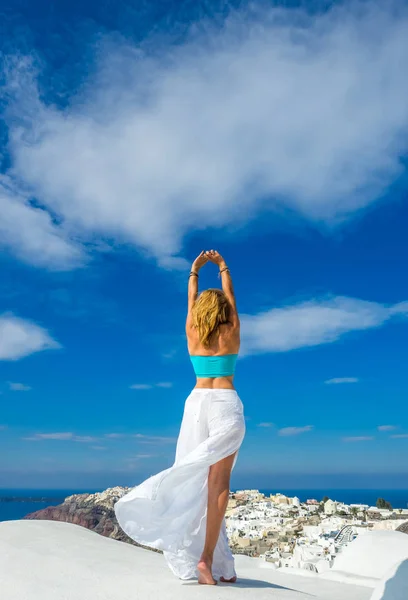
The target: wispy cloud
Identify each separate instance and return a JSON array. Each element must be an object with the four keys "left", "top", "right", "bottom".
[
  {"left": 73, "top": 436, "right": 99, "bottom": 443},
  {"left": 342, "top": 436, "right": 375, "bottom": 442},
  {"left": 23, "top": 432, "right": 99, "bottom": 442},
  {"left": 0, "top": 425, "right": 7, "bottom": 431},
  {"left": 240, "top": 297, "right": 408, "bottom": 355},
  {"left": 91, "top": 446, "right": 107, "bottom": 451},
  {"left": 128, "top": 454, "right": 156, "bottom": 459},
  {"left": 325, "top": 377, "right": 359, "bottom": 385},
  {"left": 1, "top": 3, "right": 408, "bottom": 269},
  {"left": 258, "top": 422, "right": 274, "bottom": 428},
  {"left": 23, "top": 432, "right": 74, "bottom": 441},
  {"left": 130, "top": 382, "right": 173, "bottom": 390},
  {"left": 378, "top": 425, "right": 397, "bottom": 432},
  {"left": 390, "top": 434, "right": 408, "bottom": 439},
  {"left": 129, "top": 384, "right": 153, "bottom": 390},
  {"left": 8, "top": 382, "right": 31, "bottom": 391},
  {"left": 104, "top": 433, "right": 126, "bottom": 439},
  {"left": 134, "top": 434, "right": 176, "bottom": 444},
  {"left": 278, "top": 426, "right": 314, "bottom": 437},
  {"left": 123, "top": 453, "right": 158, "bottom": 471},
  {"left": 0, "top": 314, "right": 60, "bottom": 360},
  {"left": 162, "top": 349, "right": 177, "bottom": 360}
]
